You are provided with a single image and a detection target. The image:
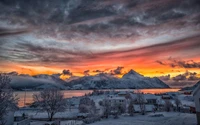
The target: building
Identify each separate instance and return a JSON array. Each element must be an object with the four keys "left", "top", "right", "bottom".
[
  {"left": 103, "top": 95, "right": 126, "bottom": 106},
  {"left": 117, "top": 91, "right": 128, "bottom": 97},
  {"left": 193, "top": 84, "right": 200, "bottom": 125},
  {"left": 144, "top": 94, "right": 157, "bottom": 104},
  {"left": 183, "top": 90, "right": 193, "bottom": 95},
  {"left": 162, "top": 95, "right": 171, "bottom": 100}
]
